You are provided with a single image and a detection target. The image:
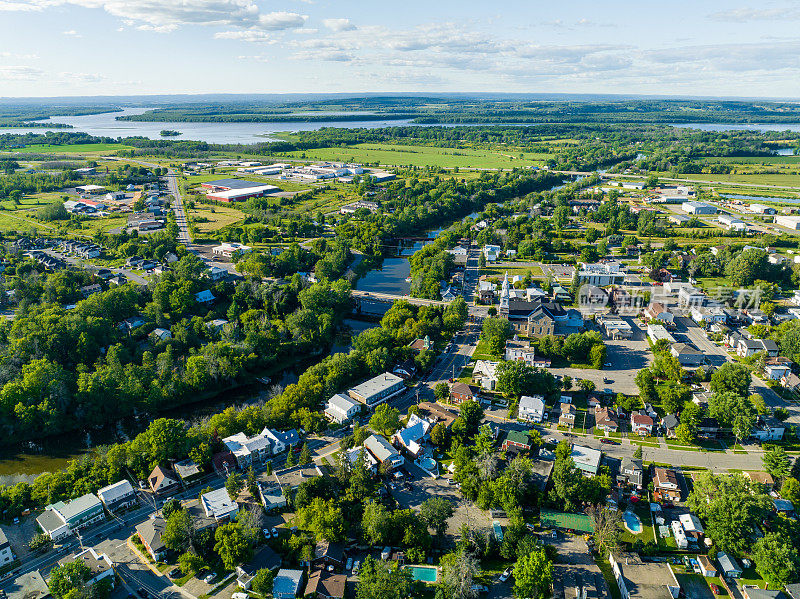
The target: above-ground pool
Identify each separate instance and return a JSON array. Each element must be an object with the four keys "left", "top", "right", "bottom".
[
  {"left": 623, "top": 510, "right": 643, "bottom": 534},
  {"left": 418, "top": 457, "right": 437, "bottom": 472},
  {"left": 406, "top": 565, "right": 438, "bottom": 583}
]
